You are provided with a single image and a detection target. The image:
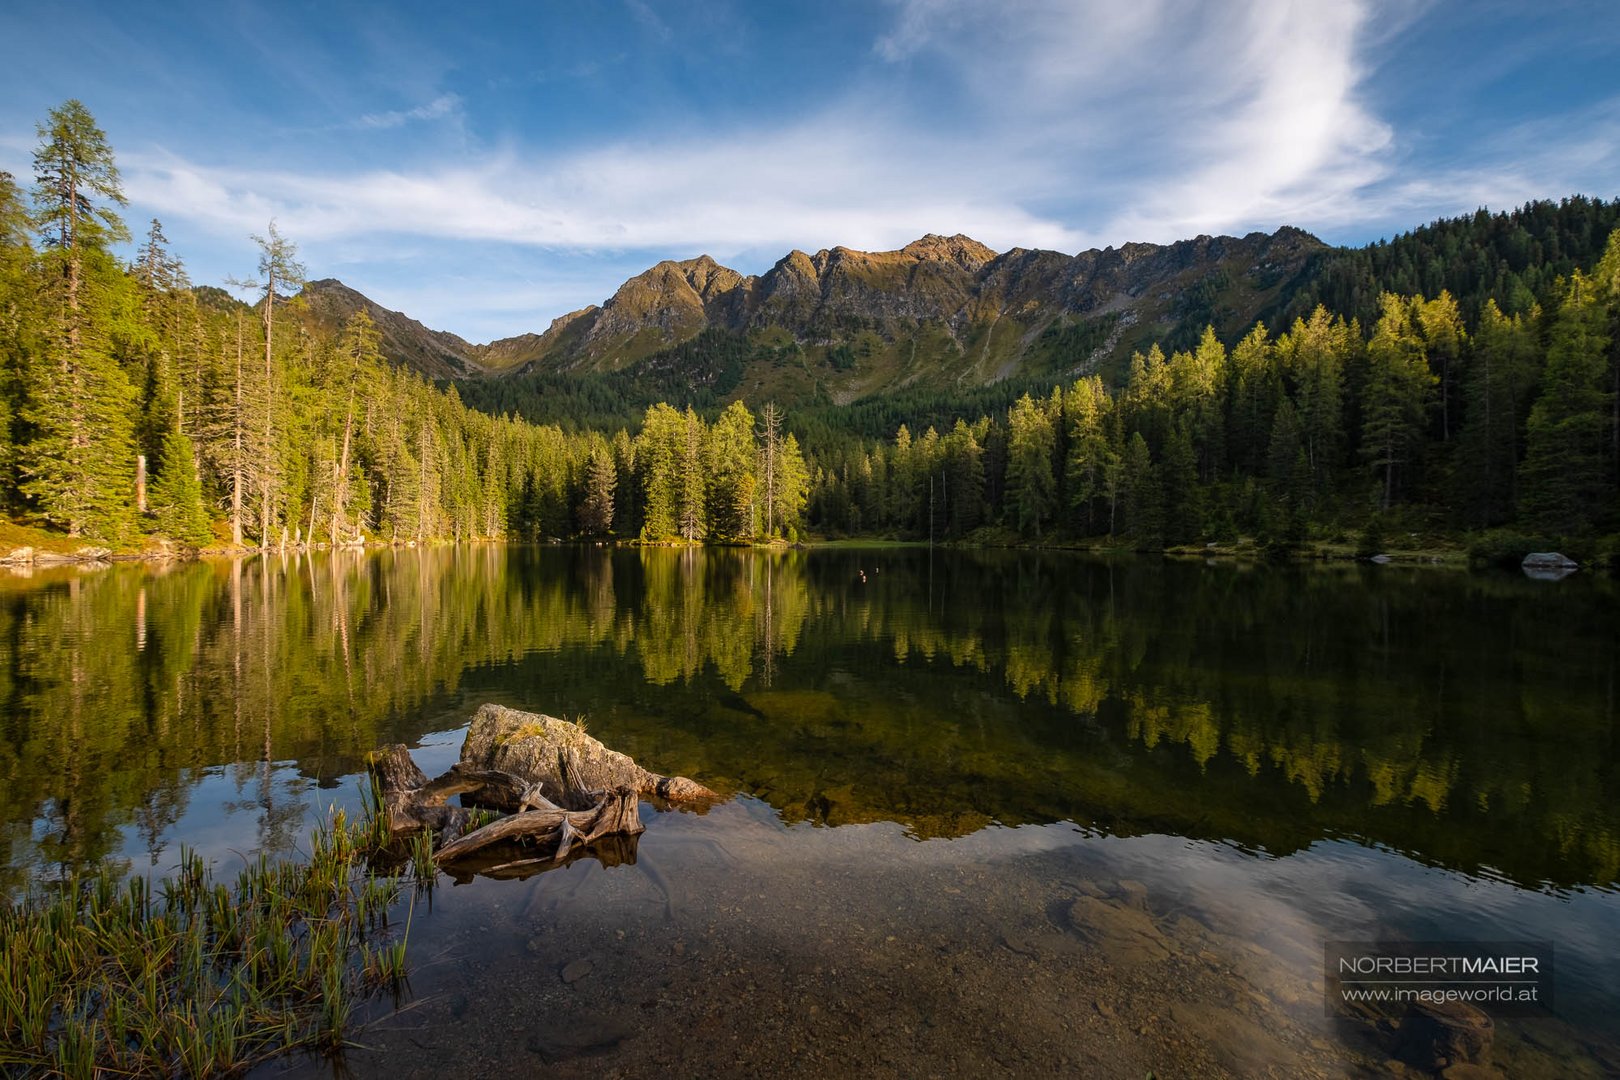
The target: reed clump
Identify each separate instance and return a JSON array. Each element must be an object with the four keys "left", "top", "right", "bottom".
[{"left": 0, "top": 781, "right": 429, "bottom": 1078}]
